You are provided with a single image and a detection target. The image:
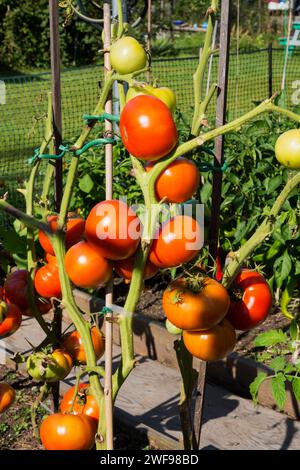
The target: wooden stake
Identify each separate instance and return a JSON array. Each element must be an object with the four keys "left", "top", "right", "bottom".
[
  {"left": 49, "top": 0, "right": 63, "bottom": 413},
  {"left": 103, "top": 1, "right": 114, "bottom": 451},
  {"left": 193, "top": 0, "right": 231, "bottom": 450}
]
